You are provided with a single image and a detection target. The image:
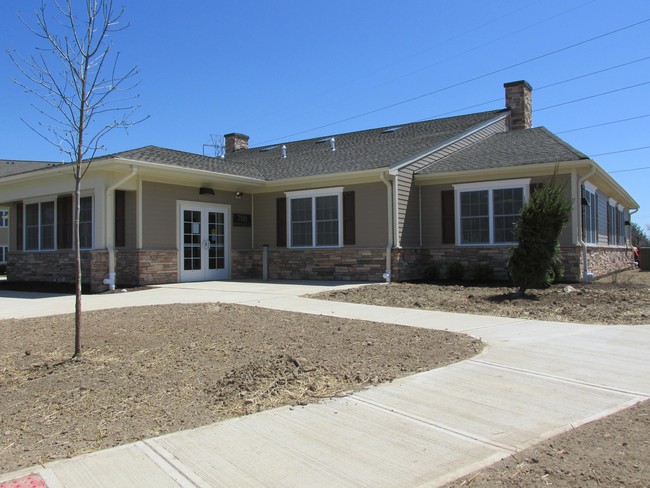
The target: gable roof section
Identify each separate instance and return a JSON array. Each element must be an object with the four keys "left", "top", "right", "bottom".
[
  {"left": 225, "top": 110, "right": 507, "bottom": 180},
  {"left": 417, "top": 127, "right": 588, "bottom": 175},
  {"left": 0, "top": 160, "right": 61, "bottom": 178}
]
